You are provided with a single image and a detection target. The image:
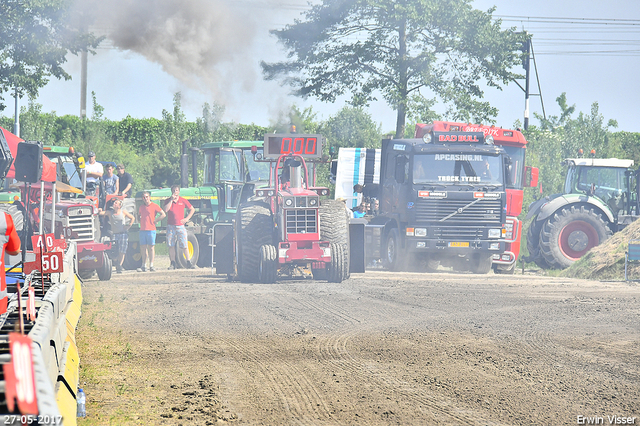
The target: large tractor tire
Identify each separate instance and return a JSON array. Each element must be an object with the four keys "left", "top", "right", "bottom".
[
  {"left": 237, "top": 202, "right": 274, "bottom": 283},
  {"left": 382, "top": 228, "right": 406, "bottom": 272},
  {"left": 526, "top": 218, "right": 551, "bottom": 269},
  {"left": 258, "top": 244, "right": 278, "bottom": 283},
  {"left": 327, "top": 243, "right": 347, "bottom": 283},
  {"left": 177, "top": 231, "right": 200, "bottom": 268},
  {"left": 539, "top": 205, "right": 612, "bottom": 269},
  {"left": 78, "top": 269, "right": 96, "bottom": 280},
  {"left": 319, "top": 199, "right": 350, "bottom": 279},
  {"left": 97, "top": 252, "right": 112, "bottom": 281},
  {"left": 470, "top": 253, "right": 493, "bottom": 274},
  {"left": 122, "top": 240, "right": 143, "bottom": 270},
  {"left": 0, "top": 204, "right": 24, "bottom": 232}
]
